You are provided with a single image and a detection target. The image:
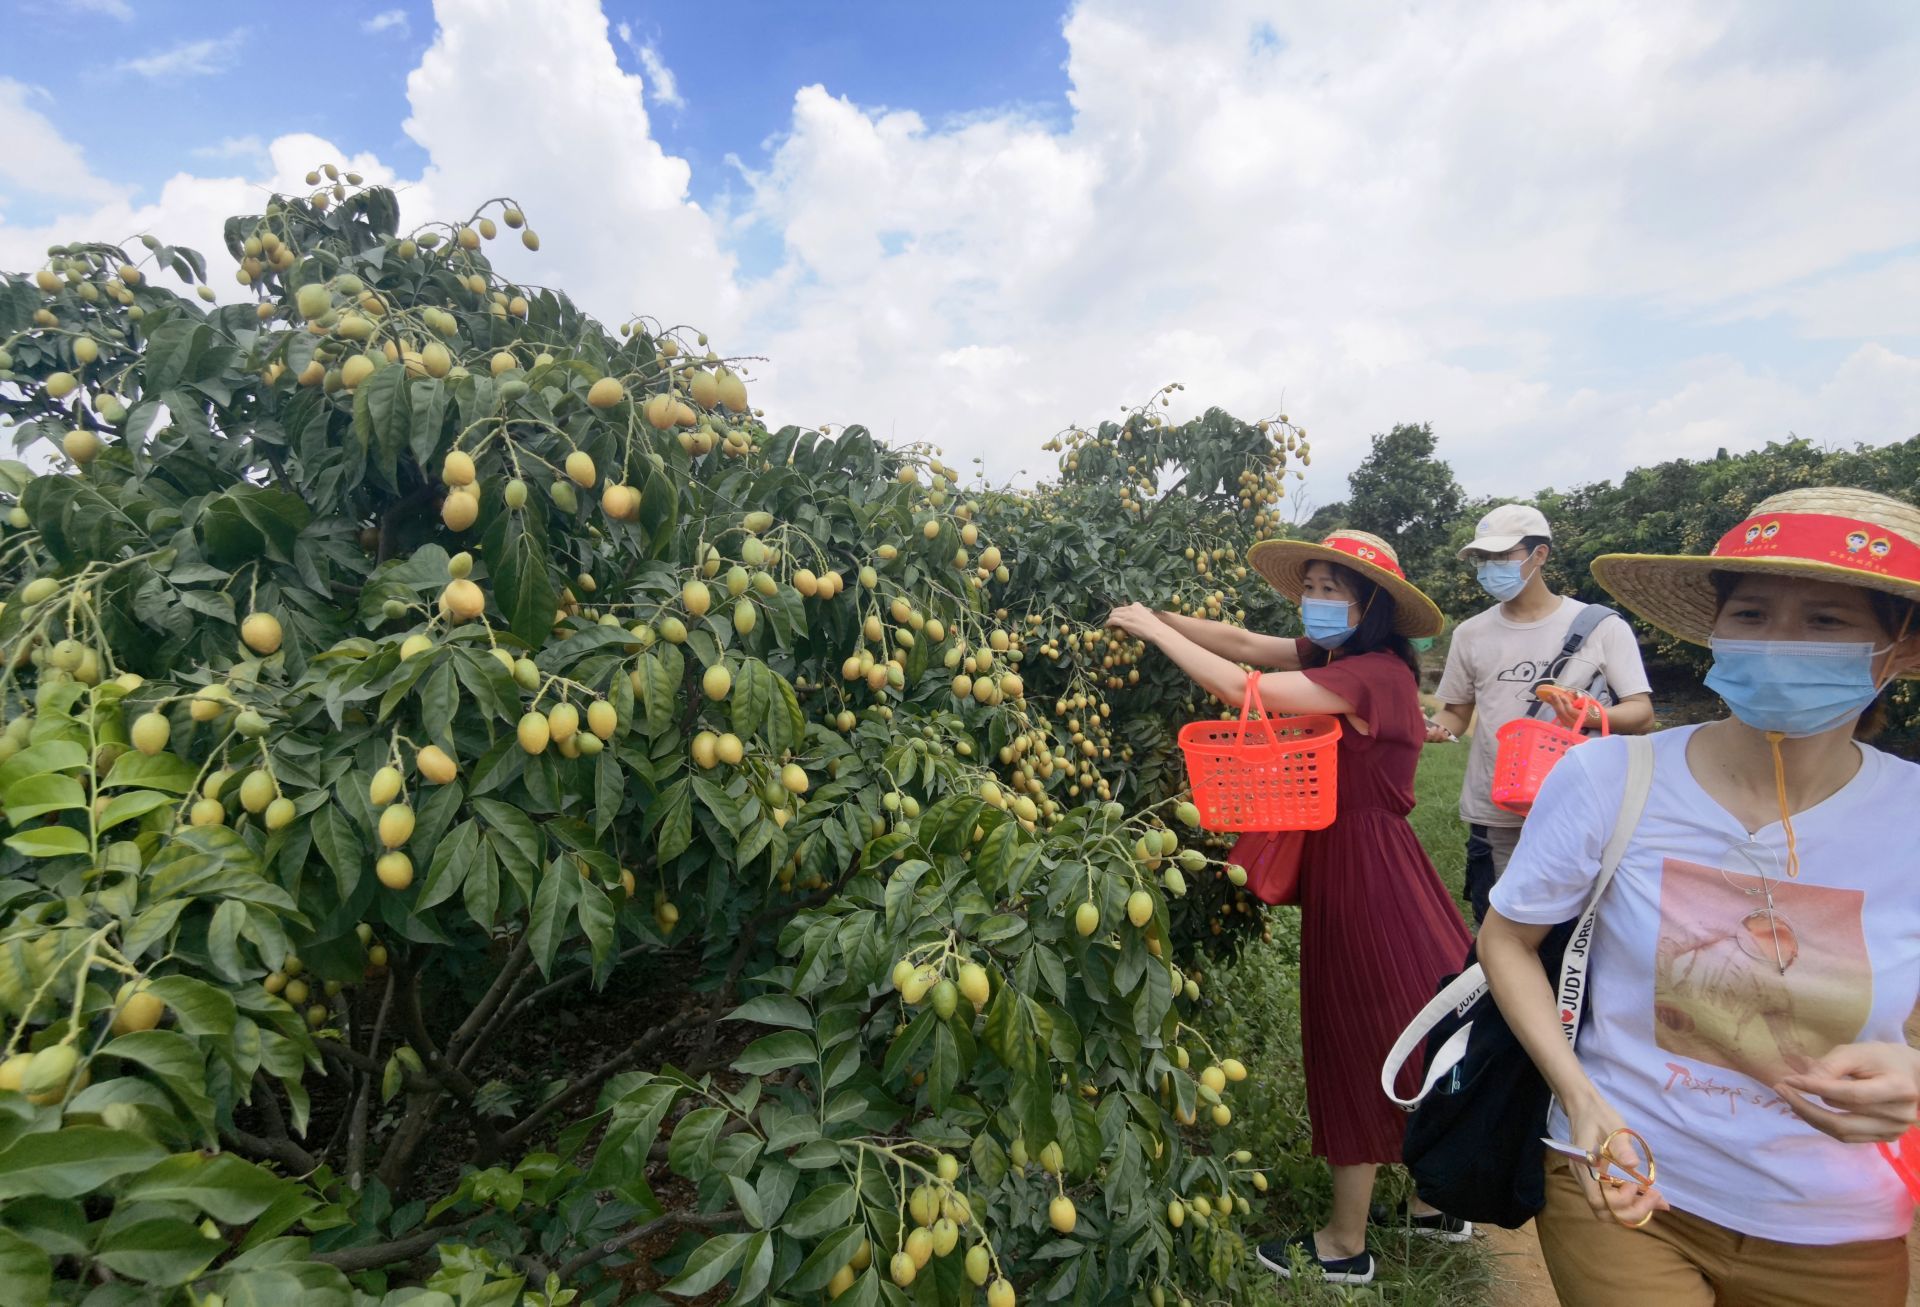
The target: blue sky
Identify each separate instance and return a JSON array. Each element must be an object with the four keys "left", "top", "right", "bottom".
[{"left": 3, "top": 0, "right": 1917, "bottom": 497}]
